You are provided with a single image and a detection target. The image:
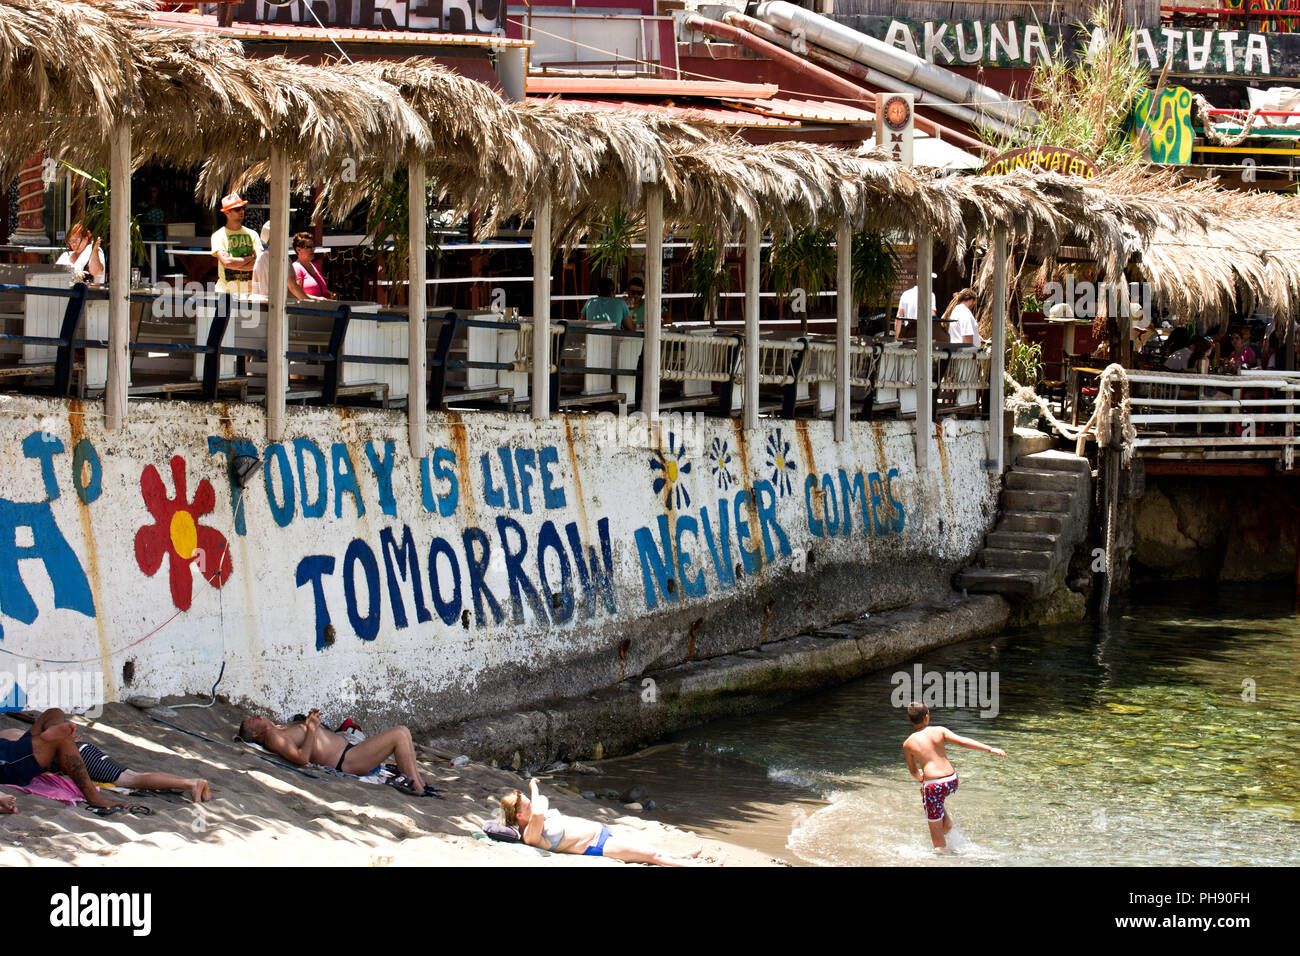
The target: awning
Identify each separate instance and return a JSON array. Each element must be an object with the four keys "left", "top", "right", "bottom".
[{"left": 528, "top": 96, "right": 799, "bottom": 128}]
